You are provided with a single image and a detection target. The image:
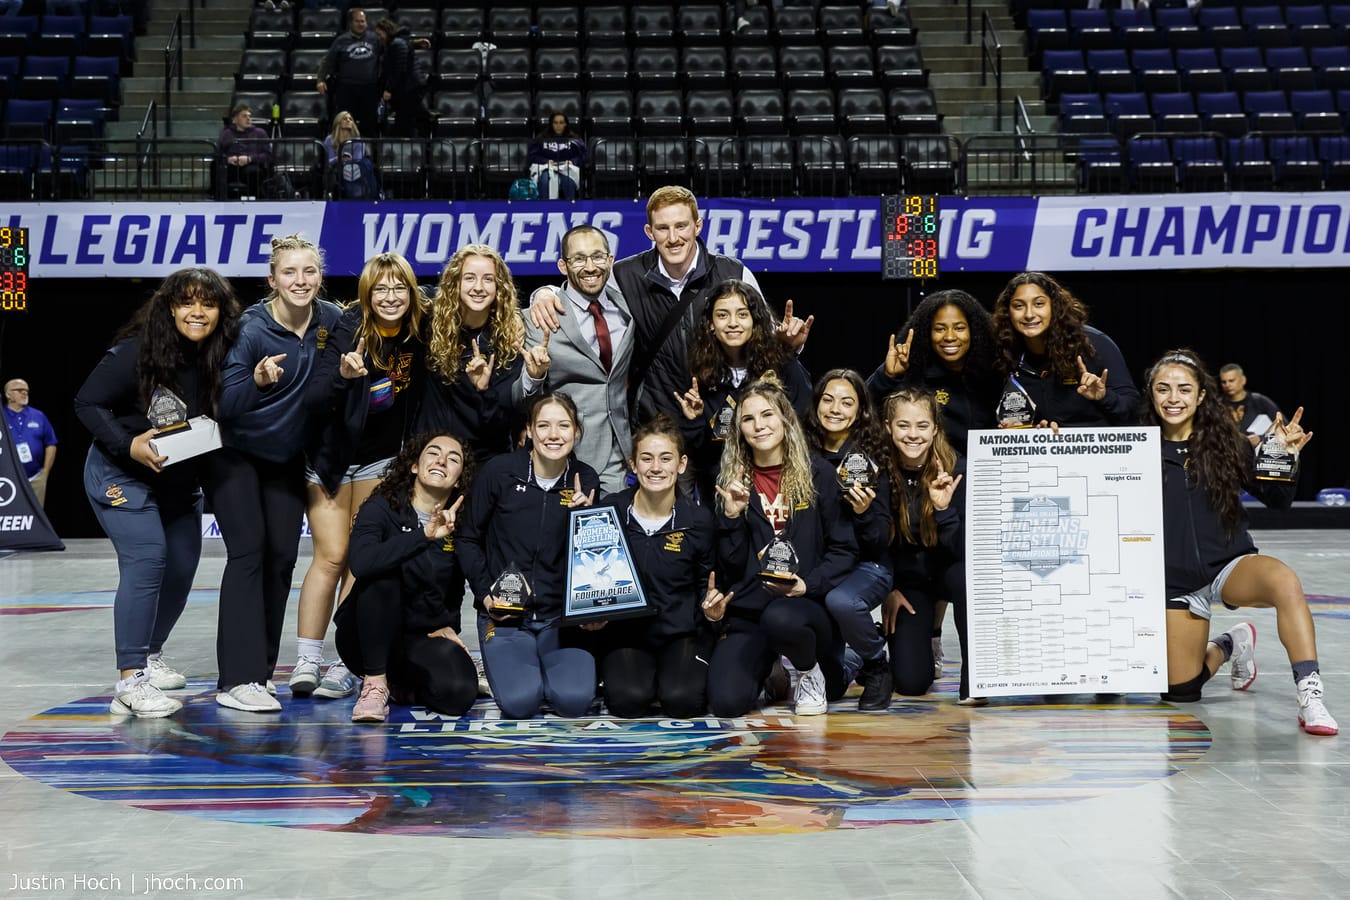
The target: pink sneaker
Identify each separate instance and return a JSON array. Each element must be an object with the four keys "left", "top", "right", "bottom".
[{"left": 351, "top": 680, "right": 389, "bottom": 723}]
